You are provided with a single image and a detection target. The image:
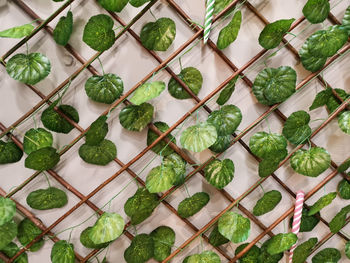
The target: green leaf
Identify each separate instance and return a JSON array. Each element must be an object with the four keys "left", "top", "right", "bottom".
[
  {"left": 26, "top": 187, "right": 68, "bottom": 210},
  {"left": 209, "top": 134, "right": 231, "bottom": 153},
  {"left": 85, "top": 73, "right": 124, "bottom": 104},
  {"left": 312, "top": 248, "right": 341, "bottom": 263},
  {"left": 98, "top": 0, "right": 128, "bottom": 12},
  {"left": 89, "top": 212, "right": 125, "bottom": 244},
  {"left": 0, "top": 221, "right": 17, "bottom": 250},
  {"left": 292, "top": 237, "right": 318, "bottom": 263},
  {"left": 214, "top": 0, "right": 234, "bottom": 15},
  {"left": 217, "top": 11, "right": 242, "bottom": 50},
  {"left": 168, "top": 67, "right": 203, "bottom": 100},
  {"left": 80, "top": 227, "right": 110, "bottom": 249},
  {"left": 180, "top": 122, "right": 217, "bottom": 152},
  {"left": 209, "top": 225, "right": 229, "bottom": 247},
  {"left": 0, "top": 242, "right": 28, "bottom": 263},
  {"left": 216, "top": 76, "right": 238, "bottom": 105},
  {"left": 258, "top": 18, "right": 295, "bottom": 49},
  {"left": 177, "top": 192, "right": 210, "bottom": 218},
  {"left": 83, "top": 14, "right": 115, "bottom": 52},
  {"left": 85, "top": 116, "right": 108, "bottom": 146},
  {"left": 0, "top": 141, "right": 23, "bottom": 164},
  {"left": 147, "top": 121, "right": 176, "bottom": 156},
  {"left": 258, "top": 150, "right": 288, "bottom": 177},
  {"left": 204, "top": 159, "right": 235, "bottom": 189},
  {"left": 252, "top": 66, "right": 297, "bottom": 105},
  {"left": 303, "top": 0, "right": 330, "bottom": 24},
  {"left": 308, "top": 25, "right": 348, "bottom": 58},
  {"left": 0, "top": 23, "right": 34, "bottom": 38},
  {"left": 338, "top": 179, "right": 350, "bottom": 199},
  {"left": 342, "top": 5, "right": 350, "bottom": 35},
  {"left": 79, "top": 139, "right": 117, "bottom": 166},
  {"left": 140, "top": 17, "right": 176, "bottom": 51},
  {"left": 41, "top": 101, "right": 79, "bottom": 134},
  {"left": 329, "top": 205, "right": 350, "bottom": 233},
  {"left": 130, "top": 81, "right": 165, "bottom": 105},
  {"left": 6, "top": 52, "right": 51, "bottom": 85},
  {"left": 309, "top": 88, "right": 333, "bottom": 110},
  {"left": 308, "top": 192, "right": 337, "bottom": 215},
  {"left": 163, "top": 153, "right": 186, "bottom": 185},
  {"left": 266, "top": 233, "right": 297, "bottom": 255},
  {"left": 150, "top": 226, "right": 175, "bottom": 261},
  {"left": 299, "top": 37, "right": 327, "bottom": 72},
  {"left": 235, "top": 243, "right": 260, "bottom": 263},
  {"left": 50, "top": 240, "right": 75, "bottom": 263},
  {"left": 23, "top": 128, "right": 53, "bottom": 155},
  {"left": 282, "top": 110, "right": 312, "bottom": 145},
  {"left": 258, "top": 239, "right": 283, "bottom": 263},
  {"left": 119, "top": 103, "right": 154, "bottom": 132},
  {"left": 146, "top": 165, "right": 176, "bottom": 193},
  {"left": 0, "top": 197, "right": 16, "bottom": 226},
  {"left": 290, "top": 147, "right": 331, "bottom": 177},
  {"left": 17, "top": 218, "right": 44, "bottom": 252},
  {"left": 207, "top": 104, "right": 242, "bottom": 135},
  {"left": 253, "top": 190, "right": 282, "bottom": 216},
  {"left": 346, "top": 240, "right": 350, "bottom": 259},
  {"left": 338, "top": 111, "right": 350, "bottom": 134},
  {"left": 53, "top": 11, "right": 73, "bottom": 46},
  {"left": 249, "top": 132, "right": 287, "bottom": 159},
  {"left": 129, "top": 0, "right": 151, "bottom": 7},
  {"left": 338, "top": 157, "right": 350, "bottom": 173},
  {"left": 184, "top": 251, "right": 221, "bottom": 263},
  {"left": 289, "top": 208, "right": 320, "bottom": 232},
  {"left": 124, "top": 188, "right": 159, "bottom": 225},
  {"left": 25, "top": 147, "right": 60, "bottom": 171},
  {"left": 326, "top": 88, "right": 349, "bottom": 114},
  {"left": 218, "top": 211, "right": 250, "bottom": 243},
  {"left": 124, "top": 234, "right": 154, "bottom": 263}
]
